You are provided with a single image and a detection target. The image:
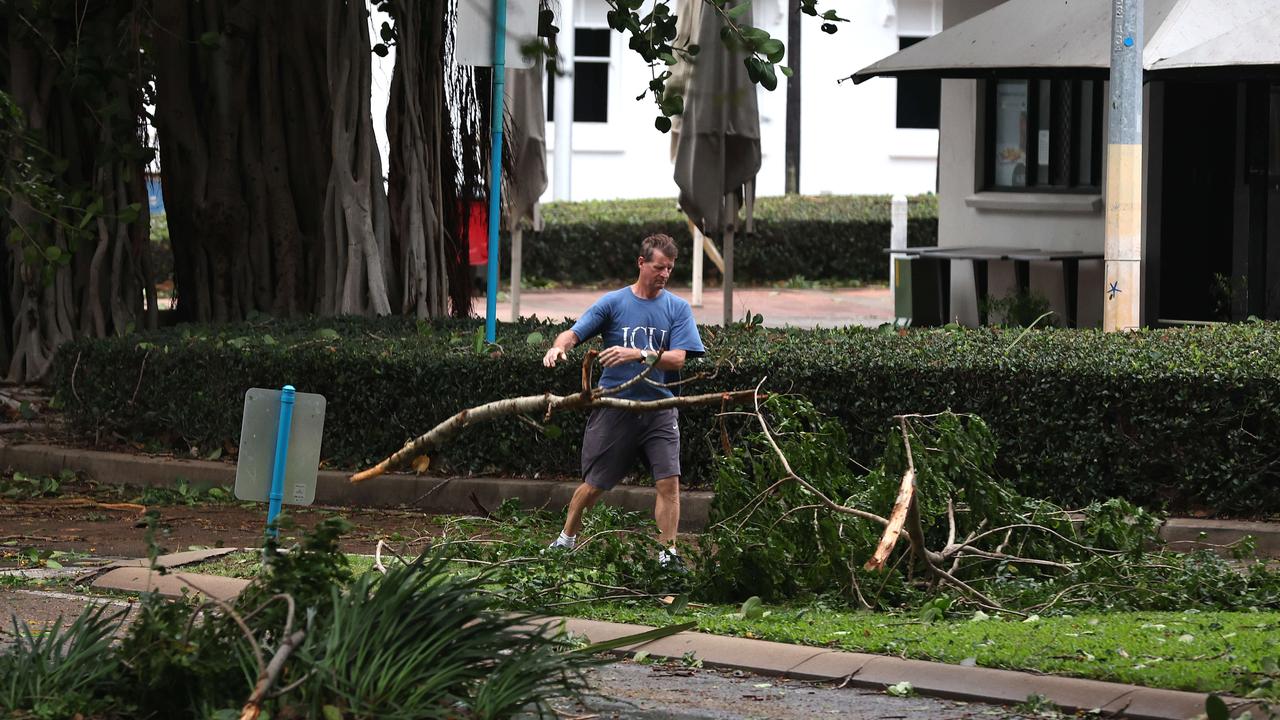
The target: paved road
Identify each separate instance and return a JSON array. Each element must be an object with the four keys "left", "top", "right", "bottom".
[
  {"left": 549, "top": 661, "right": 1032, "bottom": 719},
  {"left": 2, "top": 587, "right": 1031, "bottom": 719},
  {"left": 481, "top": 285, "right": 894, "bottom": 329}
]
